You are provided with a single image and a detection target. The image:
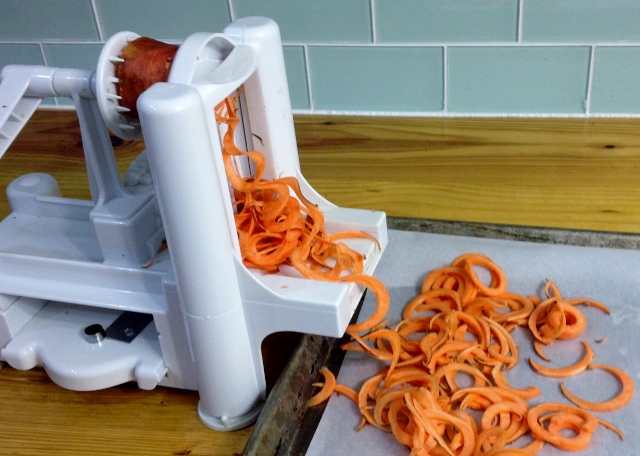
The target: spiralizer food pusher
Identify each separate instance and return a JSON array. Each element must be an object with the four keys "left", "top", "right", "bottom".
[{"left": 0, "top": 17, "right": 387, "bottom": 430}]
